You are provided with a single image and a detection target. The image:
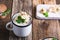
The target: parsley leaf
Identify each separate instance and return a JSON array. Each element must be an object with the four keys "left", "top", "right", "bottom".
[
  {"left": 21, "top": 19, "right": 25, "bottom": 23},
  {"left": 52, "top": 38, "right": 57, "bottom": 40},
  {"left": 16, "top": 20, "right": 22, "bottom": 23},
  {"left": 18, "top": 16, "right": 22, "bottom": 19},
  {"left": 43, "top": 12, "right": 48, "bottom": 17},
  {"left": 16, "top": 16, "right": 25, "bottom": 23}
]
